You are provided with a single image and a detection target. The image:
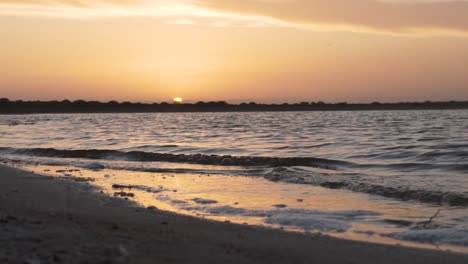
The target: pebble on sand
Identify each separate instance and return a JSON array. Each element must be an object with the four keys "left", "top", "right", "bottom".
[{"left": 273, "top": 204, "right": 288, "bottom": 208}]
